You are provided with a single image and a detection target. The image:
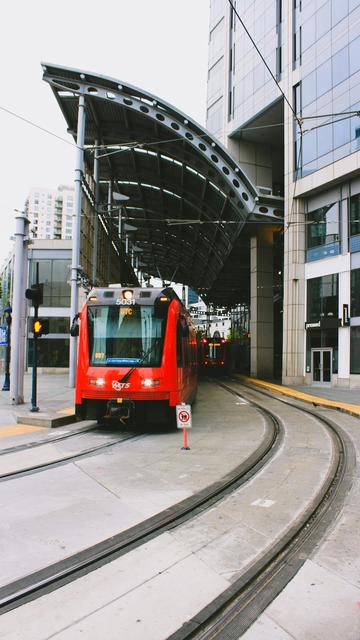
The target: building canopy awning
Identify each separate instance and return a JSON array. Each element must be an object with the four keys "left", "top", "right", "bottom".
[{"left": 43, "top": 63, "right": 283, "bottom": 306}]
